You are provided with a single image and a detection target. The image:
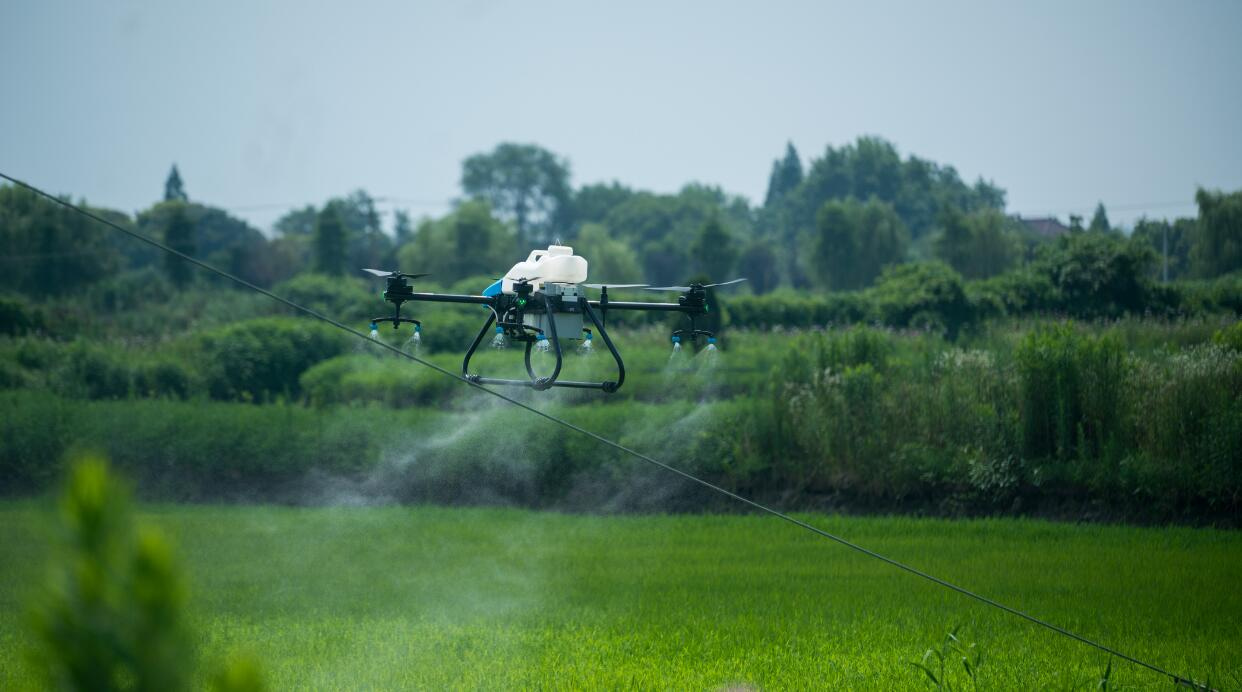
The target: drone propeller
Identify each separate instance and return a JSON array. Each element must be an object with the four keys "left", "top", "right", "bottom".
[
  {"left": 640, "top": 278, "right": 748, "bottom": 292},
  {"left": 362, "top": 268, "right": 431, "bottom": 279},
  {"left": 582, "top": 283, "right": 649, "bottom": 289}
]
